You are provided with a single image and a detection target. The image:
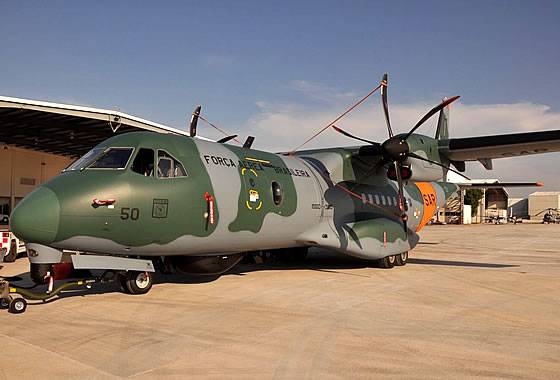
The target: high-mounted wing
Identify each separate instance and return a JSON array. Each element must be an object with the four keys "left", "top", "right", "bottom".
[{"left": 440, "top": 130, "right": 560, "bottom": 162}]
